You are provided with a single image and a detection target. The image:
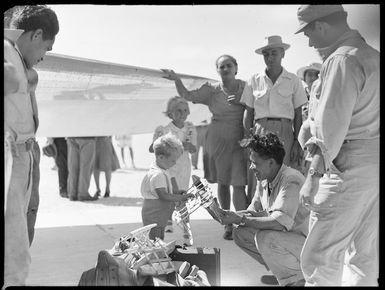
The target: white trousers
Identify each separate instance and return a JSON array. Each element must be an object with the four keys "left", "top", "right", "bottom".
[
  {"left": 301, "top": 139, "right": 379, "bottom": 286},
  {"left": 4, "top": 150, "right": 33, "bottom": 287},
  {"left": 233, "top": 226, "right": 306, "bottom": 285}
]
